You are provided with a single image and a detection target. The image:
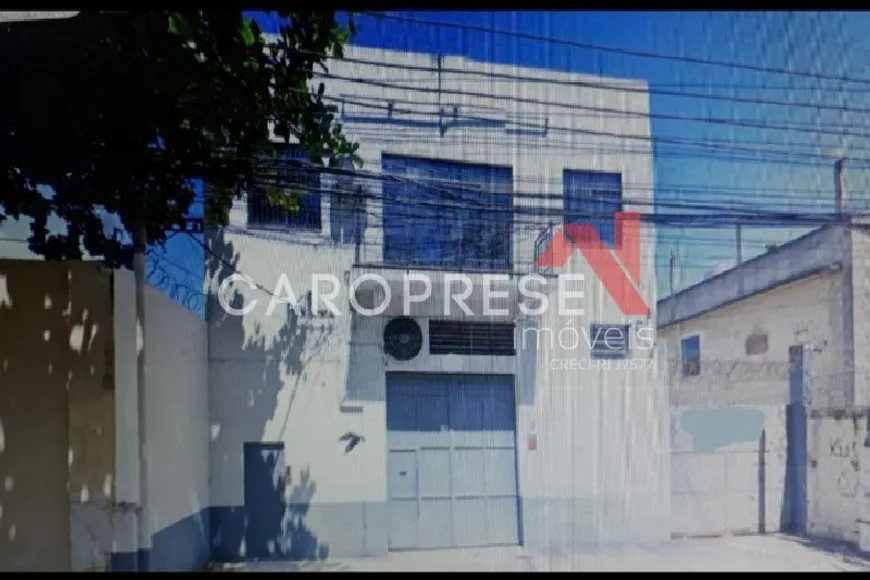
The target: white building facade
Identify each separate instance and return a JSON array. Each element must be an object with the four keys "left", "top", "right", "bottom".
[{"left": 206, "top": 44, "right": 668, "bottom": 561}]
